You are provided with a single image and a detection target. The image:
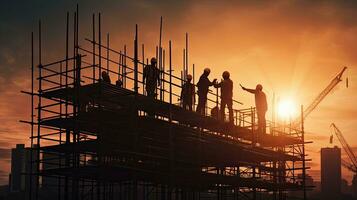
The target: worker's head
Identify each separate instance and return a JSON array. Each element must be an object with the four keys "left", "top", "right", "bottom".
[
  {"left": 256, "top": 84, "right": 263, "bottom": 91},
  {"left": 102, "top": 71, "right": 108, "bottom": 77},
  {"left": 151, "top": 57, "right": 157, "bottom": 65},
  {"left": 186, "top": 74, "right": 193, "bottom": 82},
  {"left": 203, "top": 68, "right": 211, "bottom": 76},
  {"left": 222, "top": 71, "right": 230, "bottom": 80}
]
